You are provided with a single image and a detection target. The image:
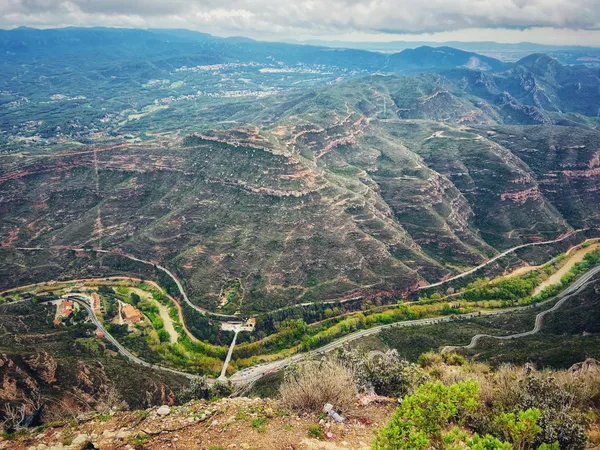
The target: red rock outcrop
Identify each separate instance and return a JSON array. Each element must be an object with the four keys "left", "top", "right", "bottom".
[
  {"left": 500, "top": 186, "right": 542, "bottom": 204},
  {"left": 24, "top": 352, "right": 57, "bottom": 384}
]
